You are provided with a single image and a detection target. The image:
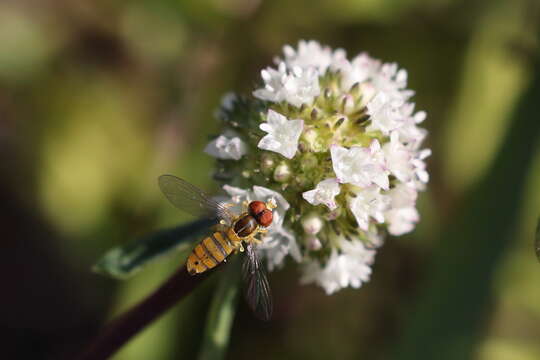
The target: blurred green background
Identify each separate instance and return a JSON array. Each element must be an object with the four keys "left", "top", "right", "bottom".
[{"left": 1, "top": 0, "right": 540, "bottom": 359}]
